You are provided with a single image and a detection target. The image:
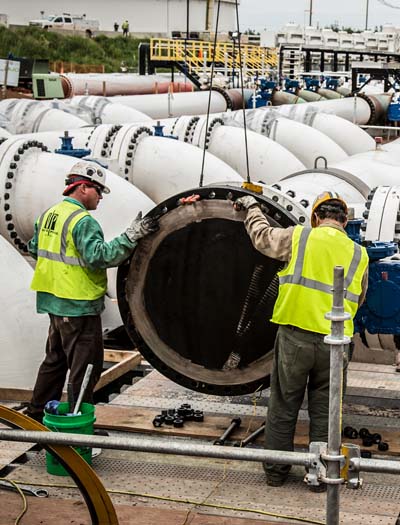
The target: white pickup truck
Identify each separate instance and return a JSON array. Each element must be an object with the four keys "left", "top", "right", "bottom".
[{"left": 29, "top": 13, "right": 100, "bottom": 35}]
